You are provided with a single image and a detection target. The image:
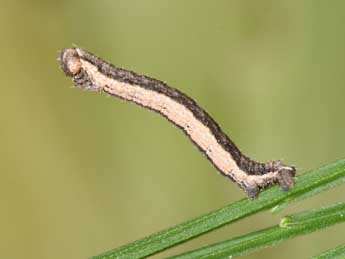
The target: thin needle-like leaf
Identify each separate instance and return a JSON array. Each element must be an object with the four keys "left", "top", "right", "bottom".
[
  {"left": 91, "top": 159, "right": 345, "bottom": 259},
  {"left": 311, "top": 244, "right": 345, "bottom": 259},
  {"left": 168, "top": 203, "right": 345, "bottom": 259}
]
